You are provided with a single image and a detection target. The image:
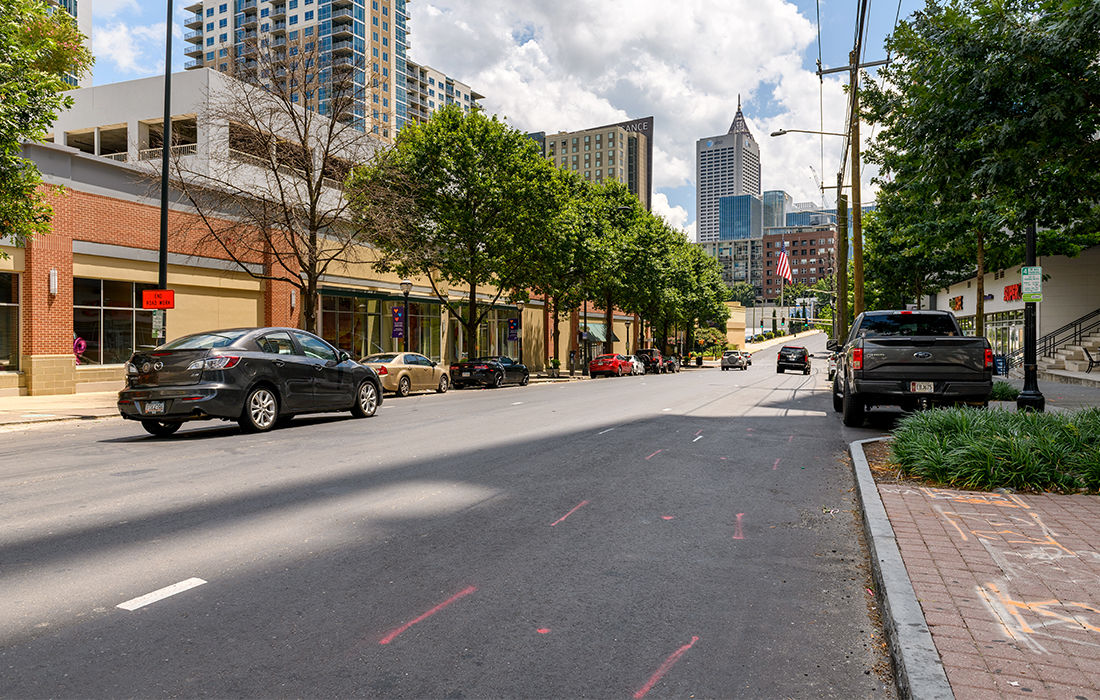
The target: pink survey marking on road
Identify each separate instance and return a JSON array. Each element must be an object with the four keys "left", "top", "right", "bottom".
[
  {"left": 379, "top": 586, "right": 477, "bottom": 645},
  {"left": 645, "top": 449, "right": 664, "bottom": 460},
  {"left": 537, "top": 628, "right": 551, "bottom": 634},
  {"left": 772, "top": 458, "right": 781, "bottom": 470},
  {"left": 633, "top": 635, "right": 701, "bottom": 699},
  {"left": 694, "top": 429, "right": 703, "bottom": 436},
  {"left": 661, "top": 515, "right": 675, "bottom": 520},
  {"left": 732, "top": 513, "right": 745, "bottom": 540},
  {"left": 788, "top": 435, "right": 794, "bottom": 444},
  {"left": 550, "top": 500, "right": 590, "bottom": 527}
]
